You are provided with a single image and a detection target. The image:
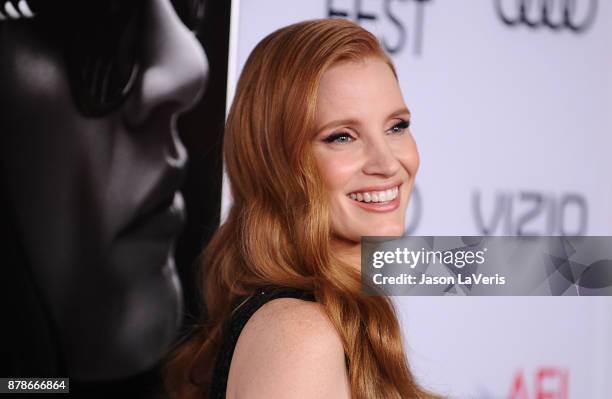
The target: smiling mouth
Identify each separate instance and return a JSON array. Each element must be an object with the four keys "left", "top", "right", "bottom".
[
  {"left": 345, "top": 184, "right": 402, "bottom": 213},
  {"left": 347, "top": 185, "right": 400, "bottom": 203}
]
